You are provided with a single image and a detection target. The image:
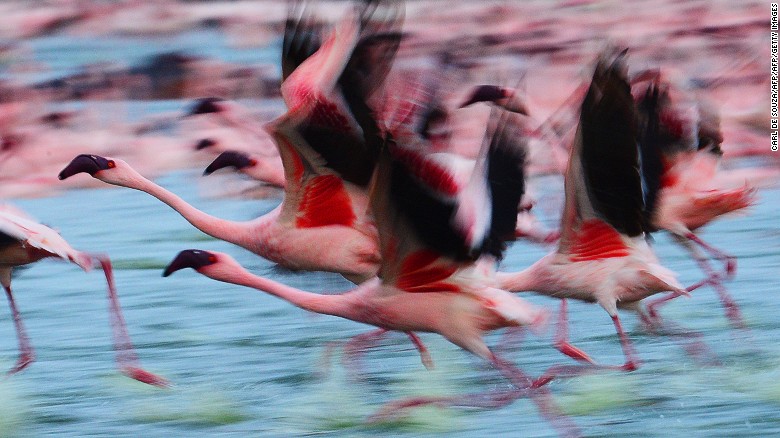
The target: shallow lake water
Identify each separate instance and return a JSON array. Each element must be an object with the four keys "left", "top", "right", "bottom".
[{"left": 1, "top": 168, "right": 778, "bottom": 437}]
